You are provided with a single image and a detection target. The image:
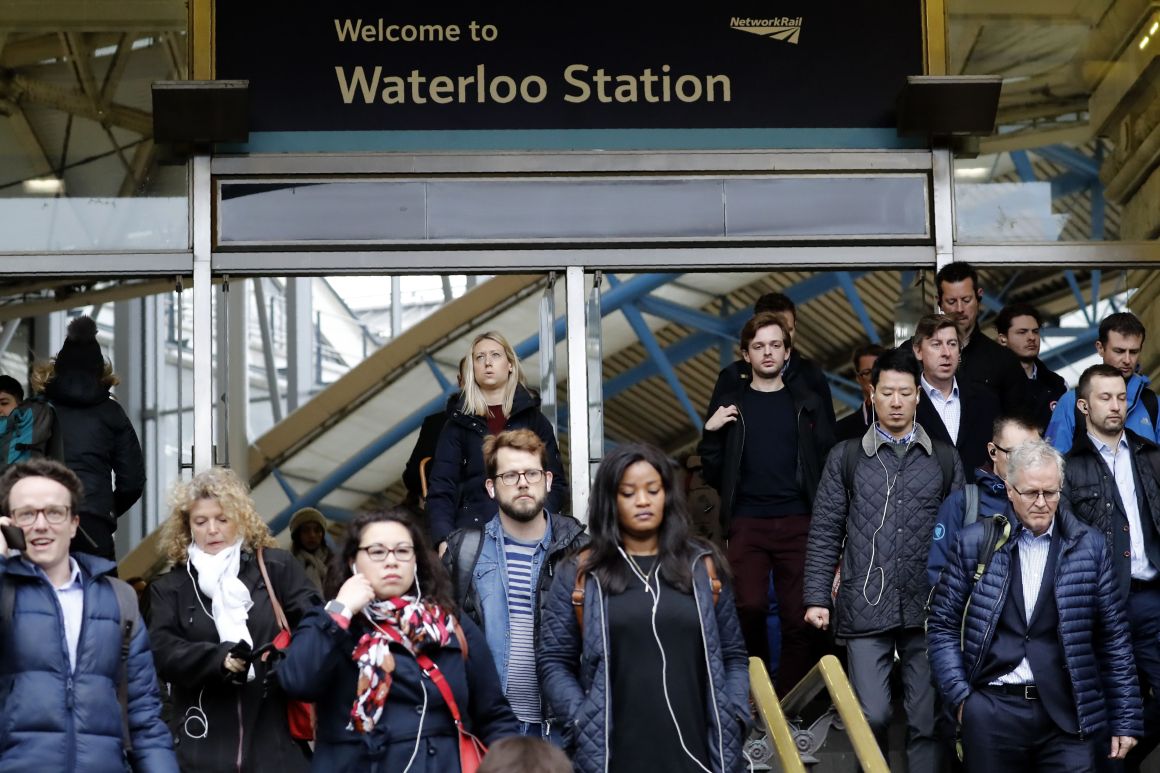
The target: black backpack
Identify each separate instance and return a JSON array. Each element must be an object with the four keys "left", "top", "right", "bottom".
[{"left": 839, "top": 436, "right": 957, "bottom": 501}]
